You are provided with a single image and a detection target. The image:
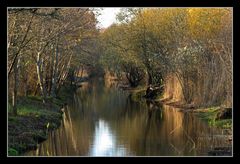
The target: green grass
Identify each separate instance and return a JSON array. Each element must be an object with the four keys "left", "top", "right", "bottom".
[
  {"left": 18, "top": 105, "right": 42, "bottom": 116},
  {"left": 8, "top": 148, "right": 19, "bottom": 156},
  {"left": 215, "top": 119, "right": 232, "bottom": 129},
  {"left": 8, "top": 116, "right": 19, "bottom": 123},
  {"left": 51, "top": 97, "right": 63, "bottom": 106},
  {"left": 197, "top": 107, "right": 218, "bottom": 120},
  {"left": 11, "top": 96, "right": 60, "bottom": 117},
  {"left": 27, "top": 95, "right": 43, "bottom": 102},
  {"left": 17, "top": 105, "right": 59, "bottom": 117},
  {"left": 195, "top": 106, "right": 232, "bottom": 129},
  {"left": 8, "top": 96, "right": 64, "bottom": 156},
  {"left": 27, "top": 95, "right": 63, "bottom": 106},
  {"left": 8, "top": 83, "right": 77, "bottom": 156}
]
